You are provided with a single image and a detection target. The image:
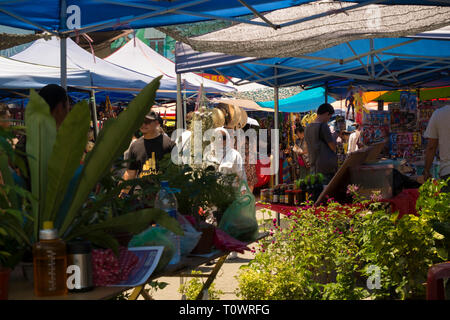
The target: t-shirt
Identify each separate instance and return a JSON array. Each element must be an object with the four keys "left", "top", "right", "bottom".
[
  {"left": 128, "top": 134, "right": 174, "bottom": 177},
  {"left": 424, "top": 105, "right": 450, "bottom": 177},
  {"left": 304, "top": 122, "right": 337, "bottom": 175}
]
